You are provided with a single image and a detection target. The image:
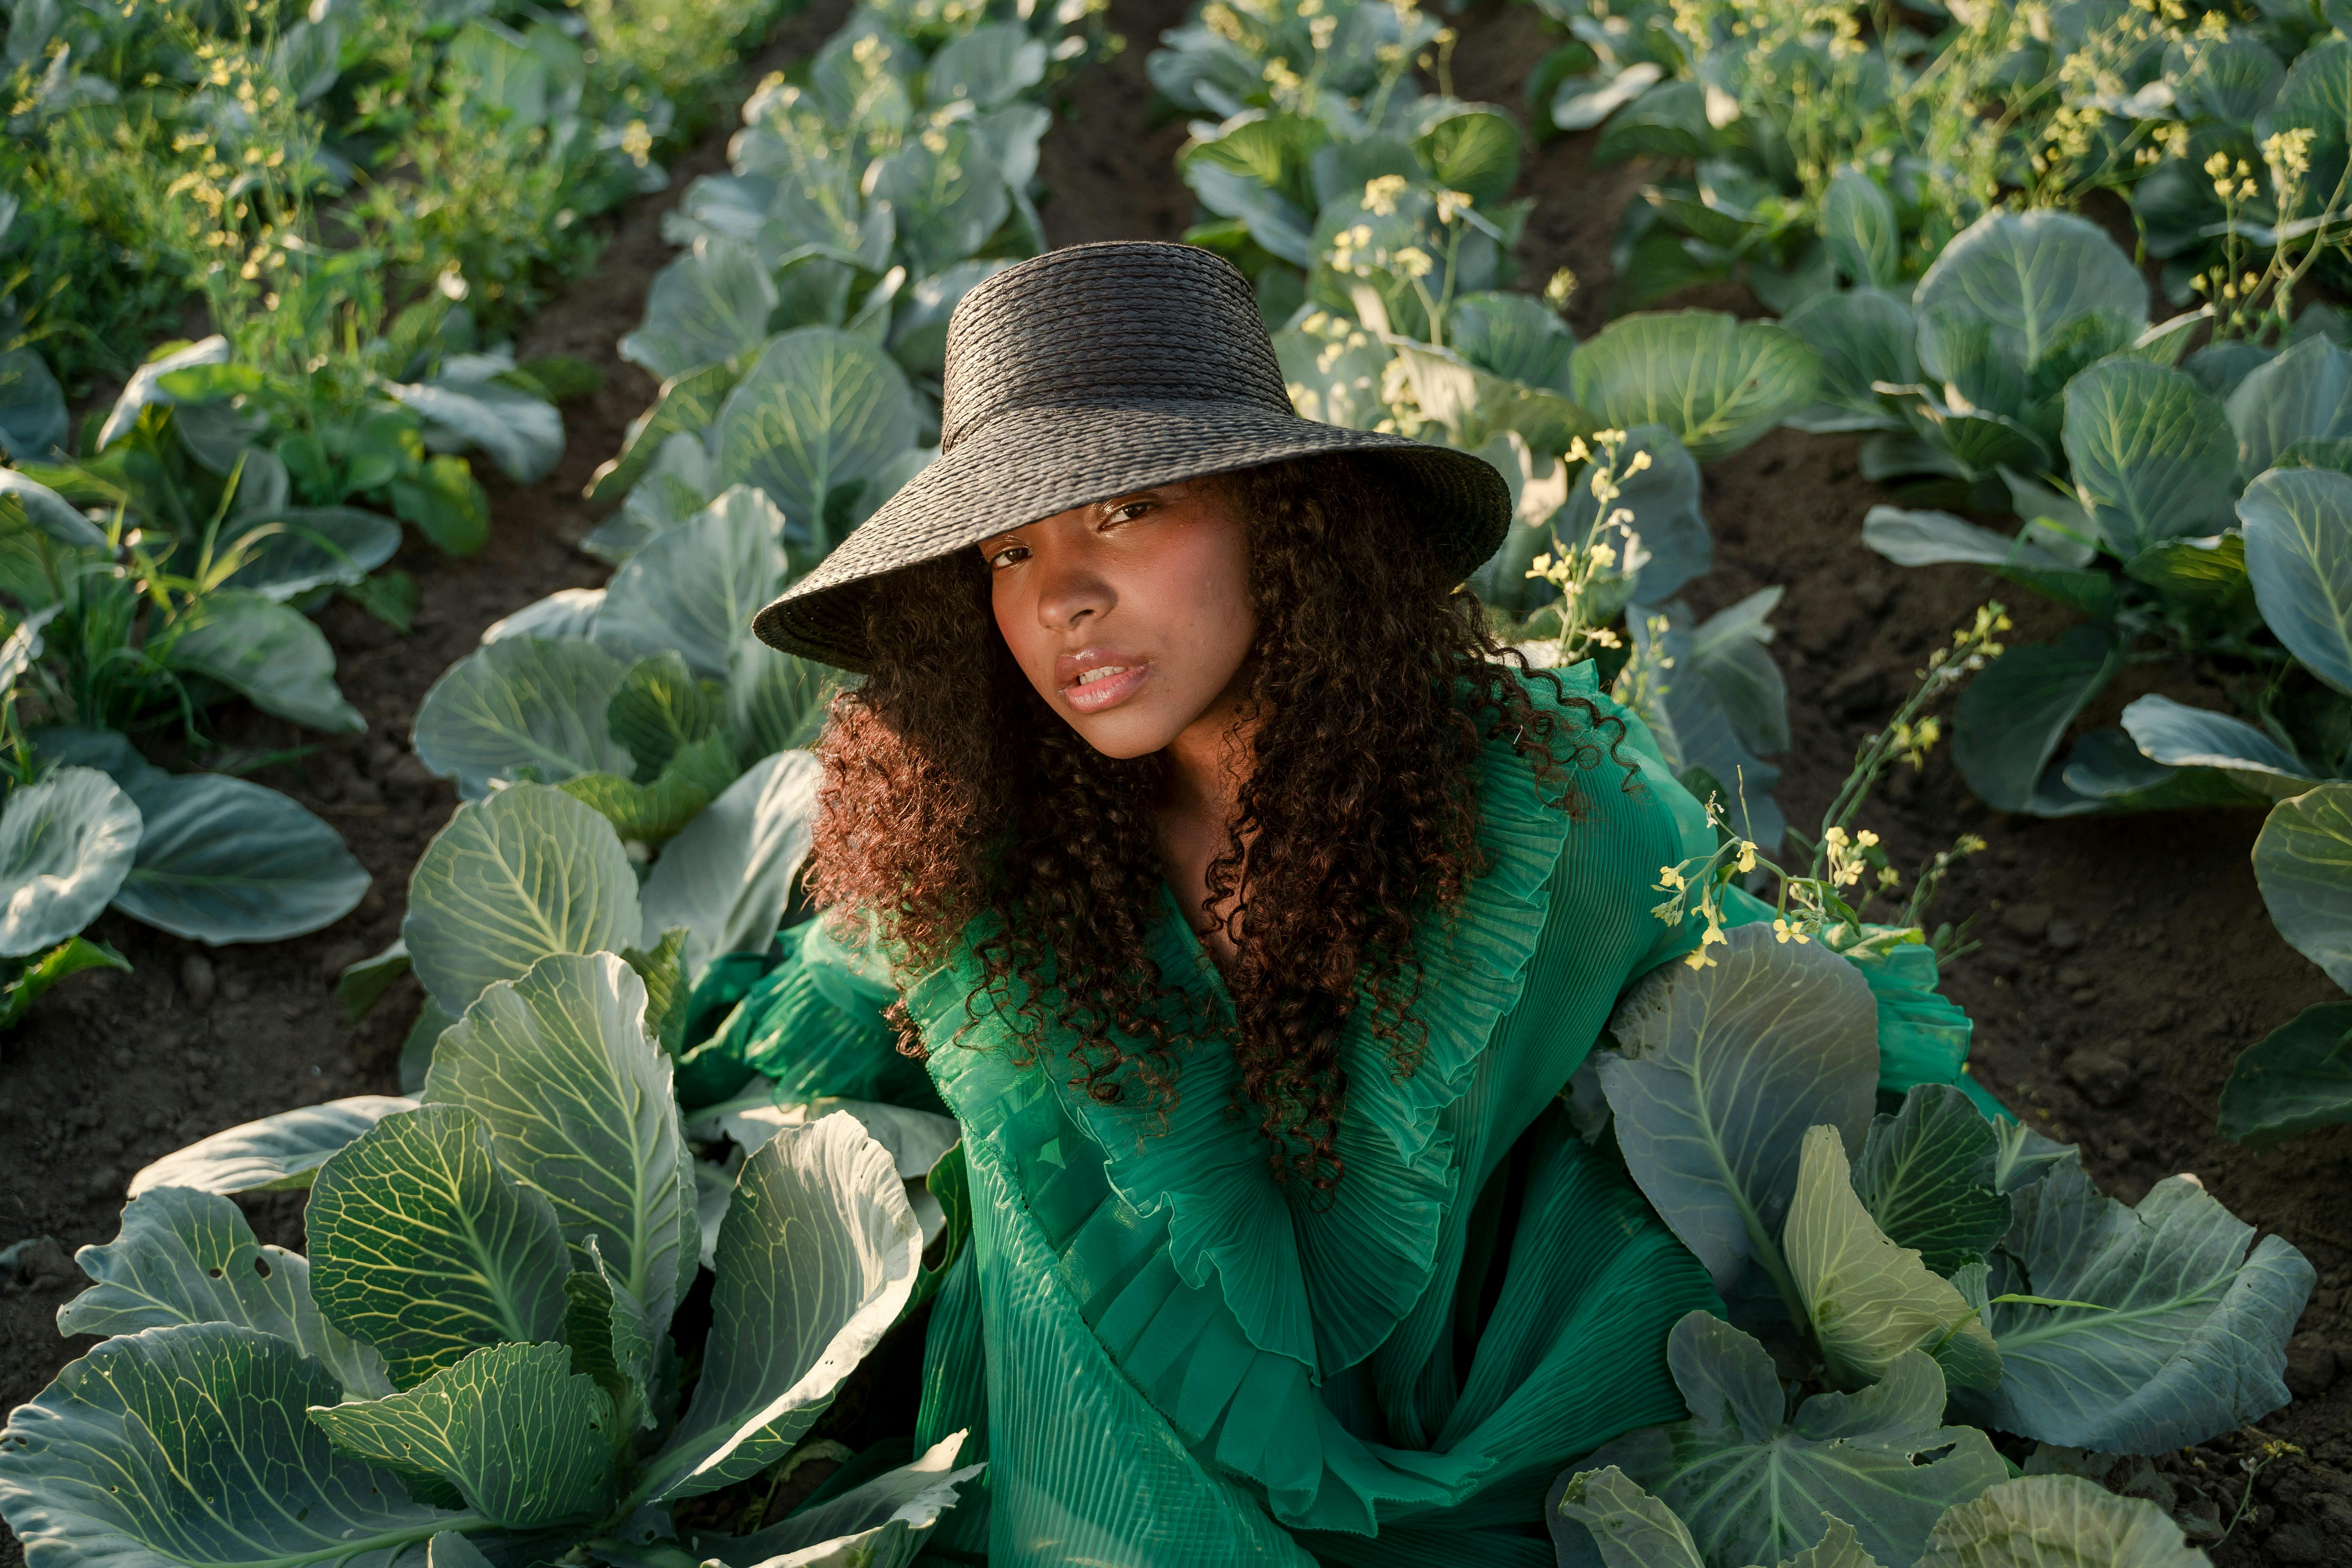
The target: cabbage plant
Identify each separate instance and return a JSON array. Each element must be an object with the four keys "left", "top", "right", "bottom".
[
  {"left": 1548, "top": 920, "right": 2311, "bottom": 1565},
  {"left": 0, "top": 951, "right": 982, "bottom": 1568},
  {"left": 1557, "top": 1462, "right": 2212, "bottom": 1567},
  {"left": 334, "top": 765, "right": 823, "bottom": 1109},
  {"left": 585, "top": 0, "right": 1103, "bottom": 557},
  {"left": 0, "top": 497, "right": 368, "bottom": 1030},
  {"left": 1516, "top": 0, "right": 2343, "bottom": 321},
  {"left": 1822, "top": 215, "right": 2352, "bottom": 817}
]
